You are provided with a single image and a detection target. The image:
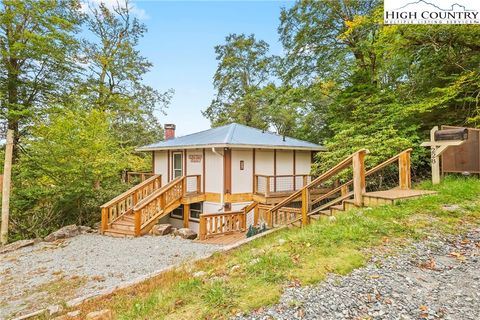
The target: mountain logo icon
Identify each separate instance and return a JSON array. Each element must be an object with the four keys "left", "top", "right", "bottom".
[{"left": 395, "top": 0, "right": 475, "bottom": 11}]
